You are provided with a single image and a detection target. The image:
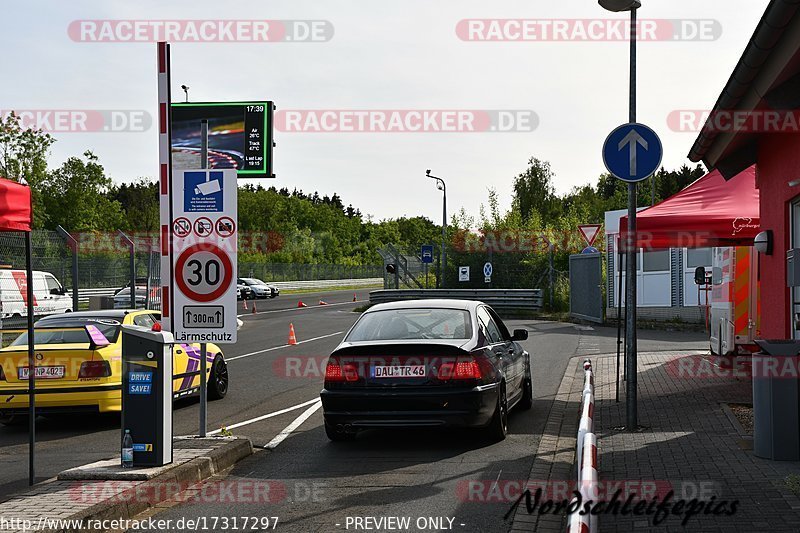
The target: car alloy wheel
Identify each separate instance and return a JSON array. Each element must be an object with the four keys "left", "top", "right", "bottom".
[{"left": 208, "top": 355, "right": 229, "bottom": 400}]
